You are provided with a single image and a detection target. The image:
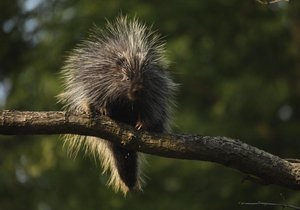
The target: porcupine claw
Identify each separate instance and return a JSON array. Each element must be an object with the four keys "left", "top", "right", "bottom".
[{"left": 135, "top": 121, "right": 143, "bottom": 130}]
